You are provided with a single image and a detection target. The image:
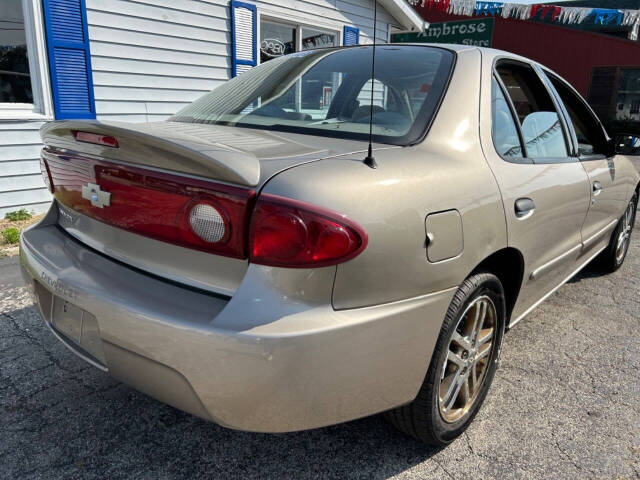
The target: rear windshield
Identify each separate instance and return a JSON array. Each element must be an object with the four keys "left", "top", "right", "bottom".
[{"left": 171, "top": 46, "right": 455, "bottom": 146}]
